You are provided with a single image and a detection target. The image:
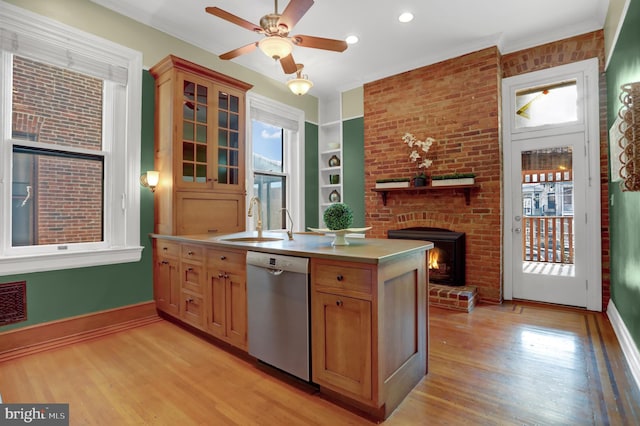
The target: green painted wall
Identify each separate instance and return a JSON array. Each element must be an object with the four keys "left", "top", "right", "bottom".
[
  {"left": 606, "top": 0, "right": 640, "bottom": 351},
  {"left": 305, "top": 122, "right": 319, "bottom": 229},
  {"left": 343, "top": 117, "right": 366, "bottom": 228},
  {"left": 0, "top": 71, "right": 156, "bottom": 332}
]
